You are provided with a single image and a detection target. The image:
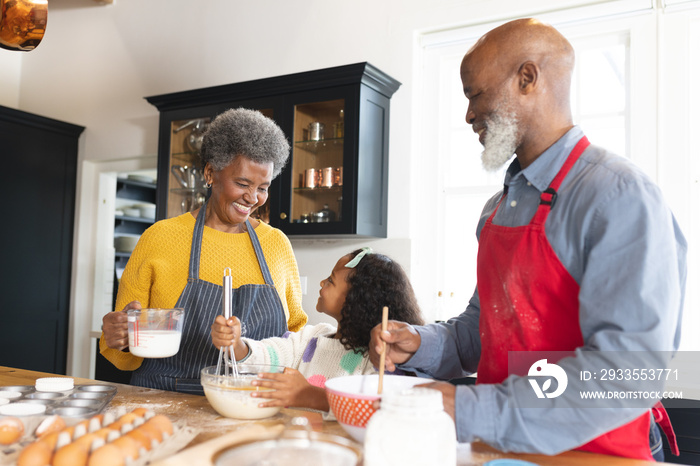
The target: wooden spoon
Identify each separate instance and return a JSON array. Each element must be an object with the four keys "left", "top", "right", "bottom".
[{"left": 378, "top": 306, "right": 389, "bottom": 395}]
